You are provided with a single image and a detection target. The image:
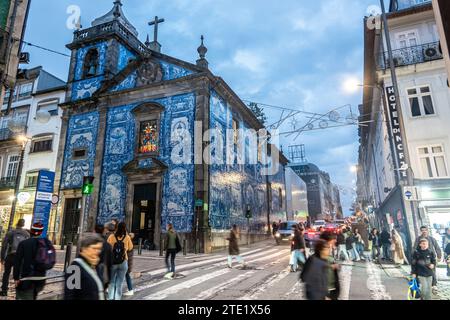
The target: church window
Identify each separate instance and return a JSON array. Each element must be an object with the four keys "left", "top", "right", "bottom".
[
  {"left": 82, "top": 49, "right": 99, "bottom": 79},
  {"left": 139, "top": 120, "right": 159, "bottom": 154}
]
